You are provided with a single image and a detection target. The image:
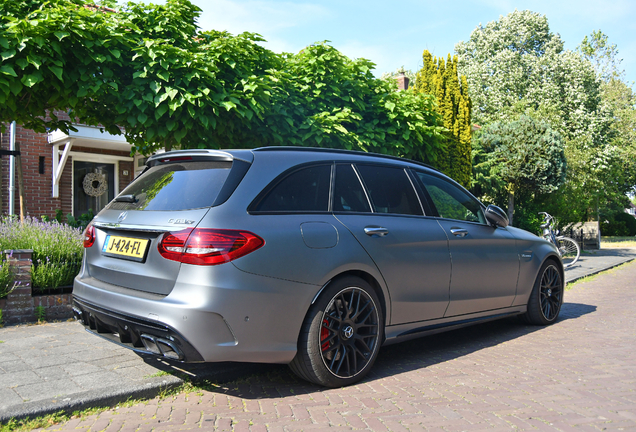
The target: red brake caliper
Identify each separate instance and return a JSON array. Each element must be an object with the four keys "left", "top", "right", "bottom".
[{"left": 321, "top": 319, "right": 330, "bottom": 351}]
